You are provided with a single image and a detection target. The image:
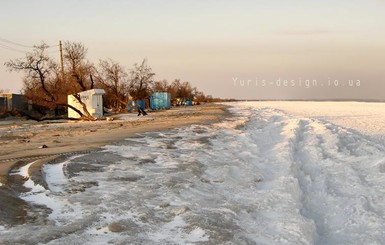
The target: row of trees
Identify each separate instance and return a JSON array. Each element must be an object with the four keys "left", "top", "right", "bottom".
[{"left": 5, "top": 41, "right": 212, "bottom": 119}]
